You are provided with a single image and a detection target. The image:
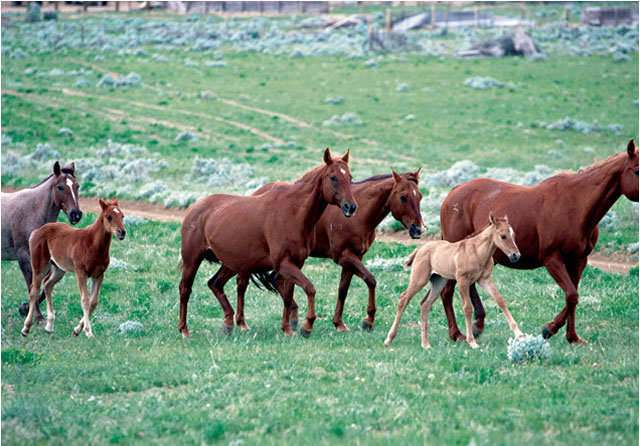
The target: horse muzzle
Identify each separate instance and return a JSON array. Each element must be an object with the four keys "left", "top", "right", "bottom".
[
  {"left": 68, "top": 210, "right": 83, "bottom": 225},
  {"left": 116, "top": 229, "right": 127, "bottom": 240},
  {"left": 409, "top": 223, "right": 424, "bottom": 239},
  {"left": 509, "top": 252, "right": 521, "bottom": 263},
  {"left": 341, "top": 202, "right": 357, "bottom": 218}
]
